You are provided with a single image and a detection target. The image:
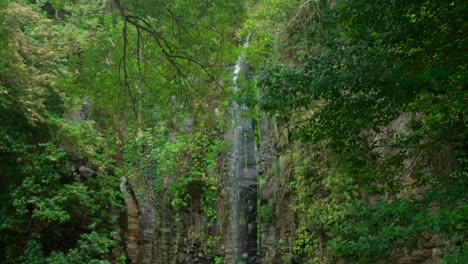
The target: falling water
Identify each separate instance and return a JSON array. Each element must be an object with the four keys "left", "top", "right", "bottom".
[{"left": 227, "top": 36, "right": 258, "bottom": 264}]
